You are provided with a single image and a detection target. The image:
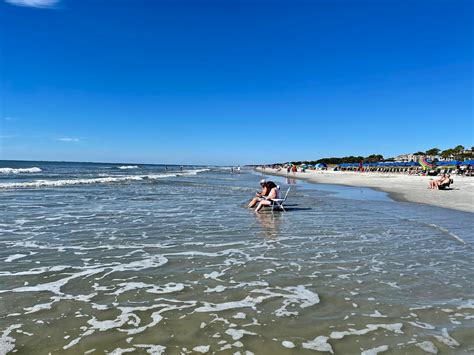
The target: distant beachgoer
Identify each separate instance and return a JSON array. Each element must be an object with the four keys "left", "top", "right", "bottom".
[
  {"left": 255, "top": 181, "right": 280, "bottom": 213},
  {"left": 231, "top": 167, "right": 234, "bottom": 173},
  {"left": 237, "top": 166, "right": 241, "bottom": 173},
  {"left": 287, "top": 166, "right": 291, "bottom": 174},
  {"left": 248, "top": 179, "right": 269, "bottom": 208},
  {"left": 180, "top": 166, "right": 183, "bottom": 171}
]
